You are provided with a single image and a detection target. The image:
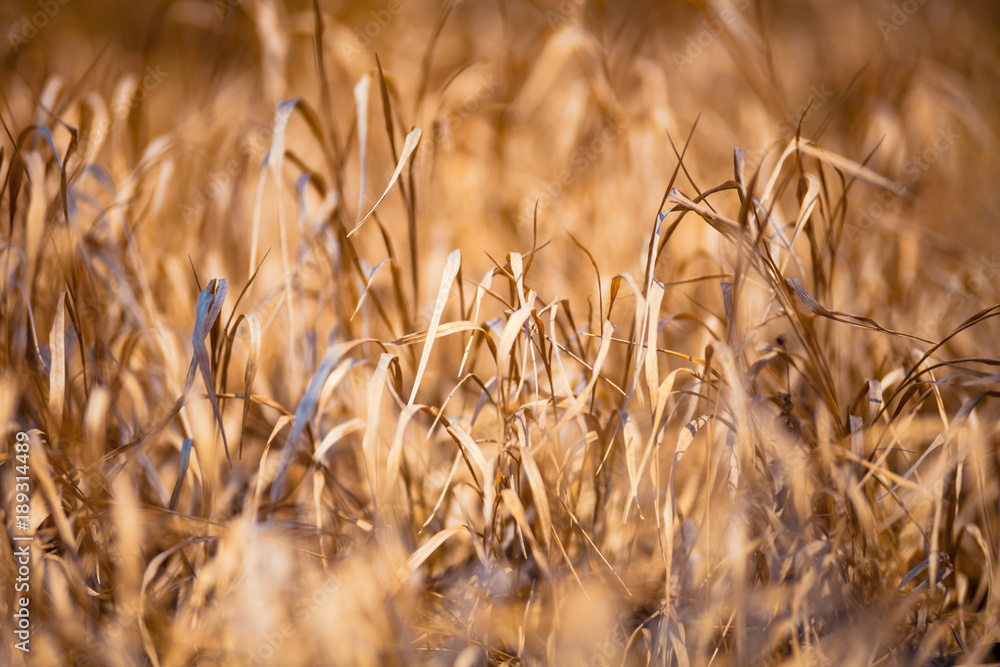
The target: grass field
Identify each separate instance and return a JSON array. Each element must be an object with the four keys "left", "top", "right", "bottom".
[{"left": 2, "top": 0, "right": 1000, "bottom": 664}]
